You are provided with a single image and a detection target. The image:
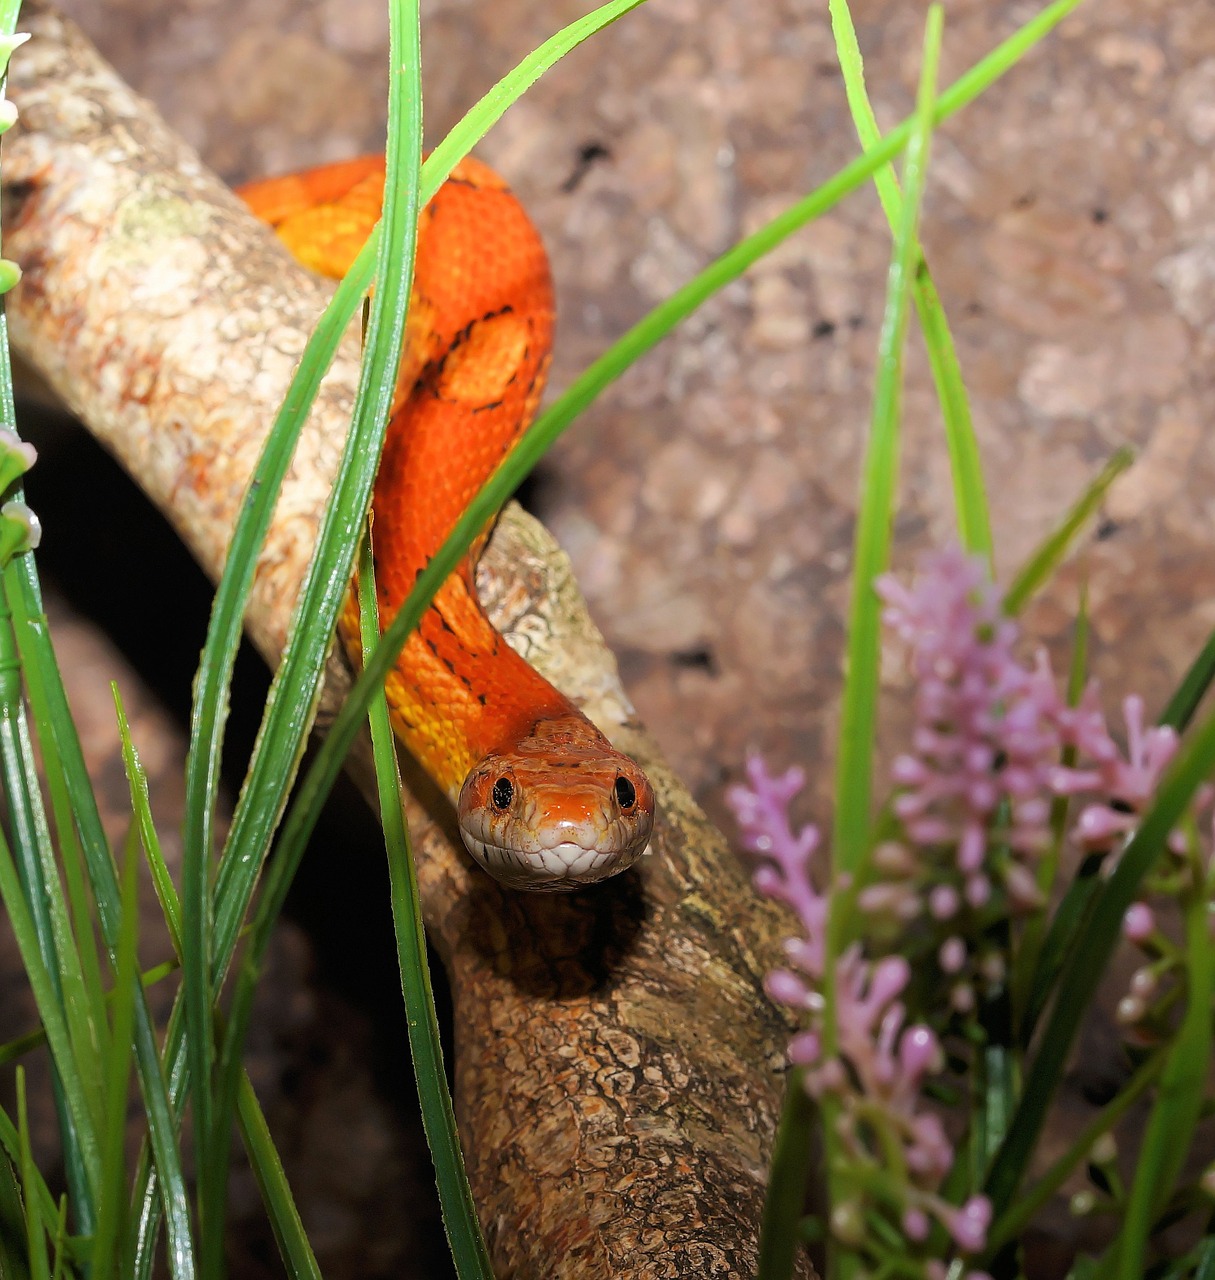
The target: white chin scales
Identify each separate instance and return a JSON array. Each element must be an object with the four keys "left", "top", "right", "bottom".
[{"left": 461, "top": 834, "right": 621, "bottom": 892}]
